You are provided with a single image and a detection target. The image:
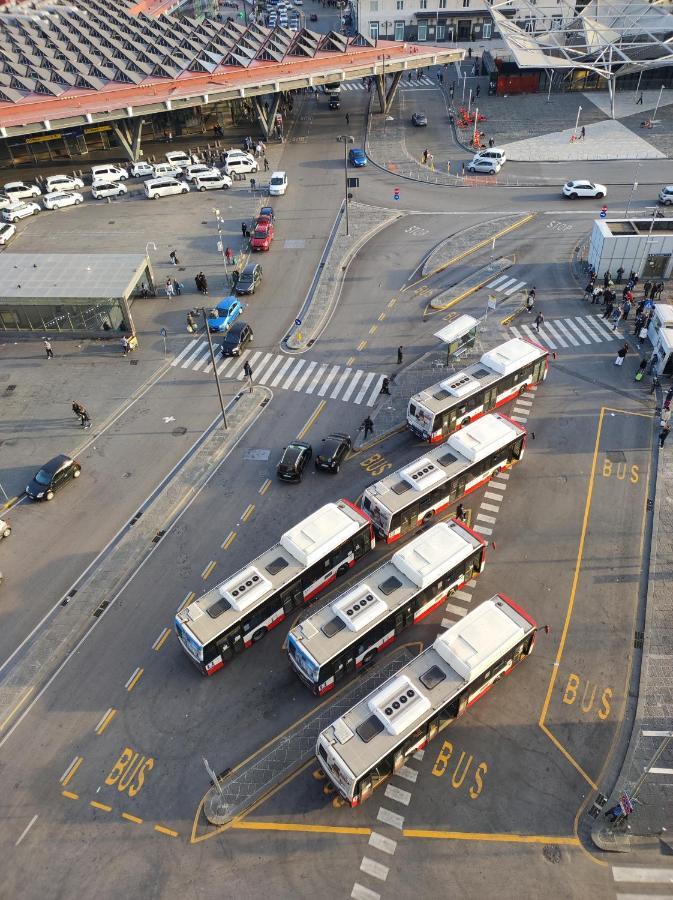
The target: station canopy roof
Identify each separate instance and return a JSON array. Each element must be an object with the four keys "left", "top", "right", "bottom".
[
  {"left": 0, "top": 252, "right": 147, "bottom": 299},
  {"left": 490, "top": 0, "right": 673, "bottom": 79}
]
